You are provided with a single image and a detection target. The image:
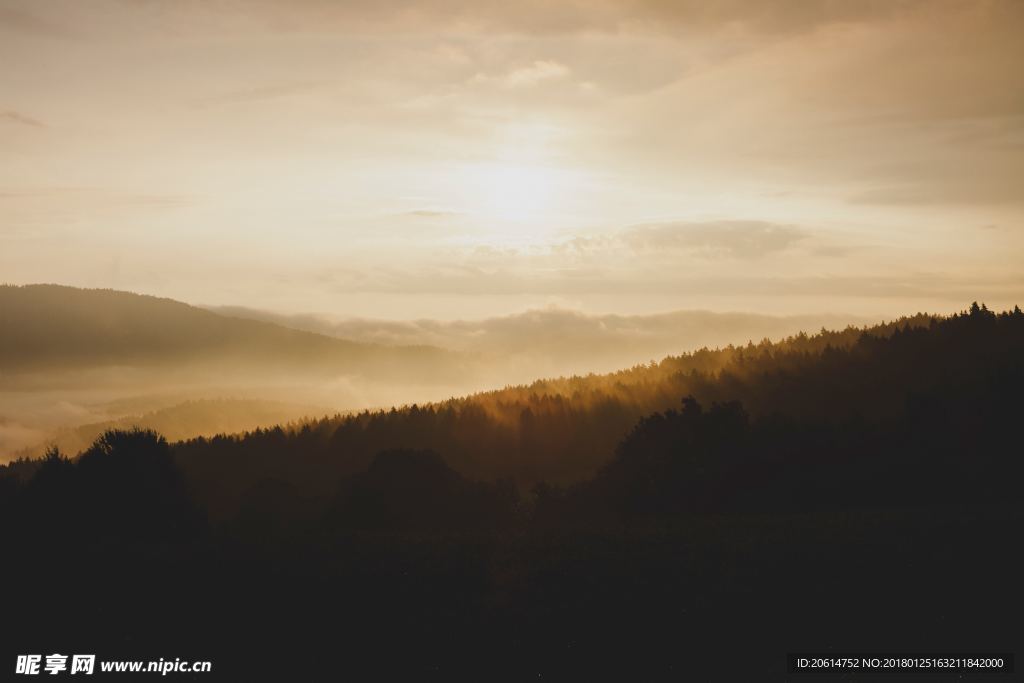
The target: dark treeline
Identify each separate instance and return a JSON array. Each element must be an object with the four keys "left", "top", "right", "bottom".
[
  {"left": 167, "top": 306, "right": 989, "bottom": 518},
  {"left": 2, "top": 303, "right": 1022, "bottom": 680}
]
